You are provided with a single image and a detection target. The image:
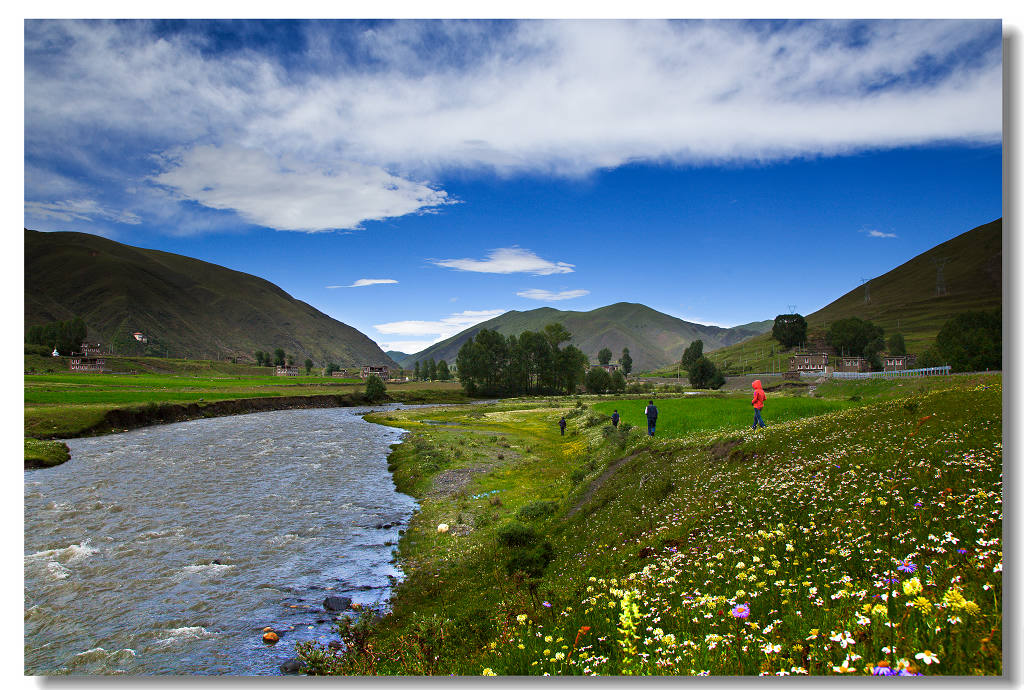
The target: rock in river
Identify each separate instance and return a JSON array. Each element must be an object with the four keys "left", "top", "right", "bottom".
[{"left": 324, "top": 595, "right": 352, "bottom": 612}]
